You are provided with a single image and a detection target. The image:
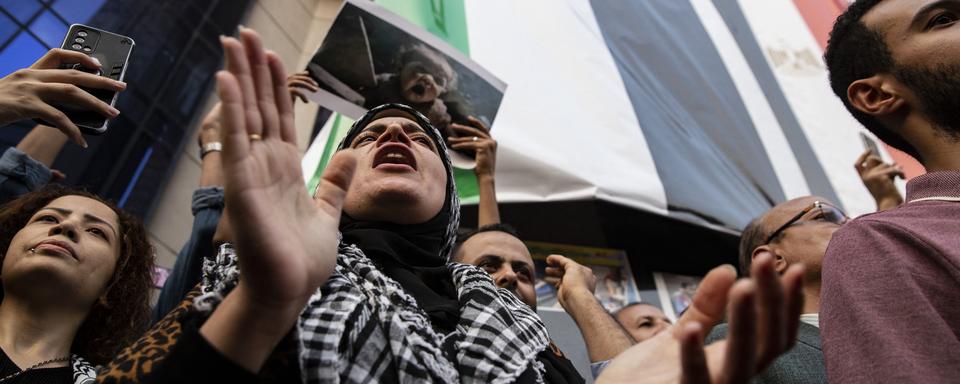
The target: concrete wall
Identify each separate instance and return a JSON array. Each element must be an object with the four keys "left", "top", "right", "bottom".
[{"left": 146, "top": 0, "right": 342, "bottom": 270}]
